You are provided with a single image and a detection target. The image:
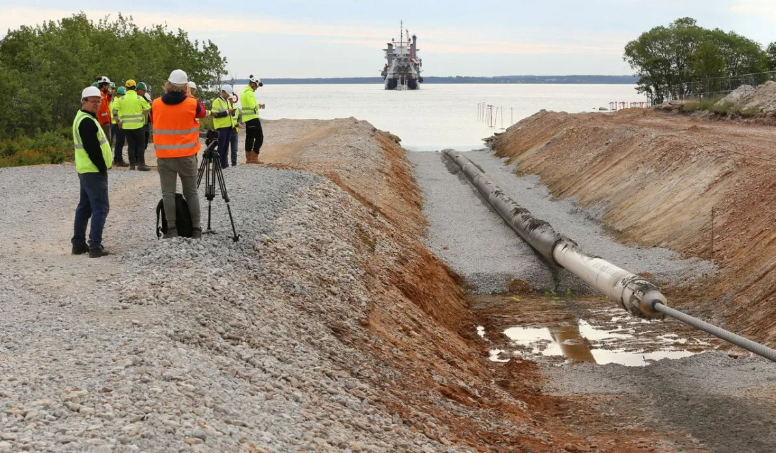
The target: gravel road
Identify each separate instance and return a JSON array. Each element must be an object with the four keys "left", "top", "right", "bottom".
[
  {"left": 408, "top": 148, "right": 717, "bottom": 294},
  {"left": 0, "top": 124, "right": 474, "bottom": 453}
]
